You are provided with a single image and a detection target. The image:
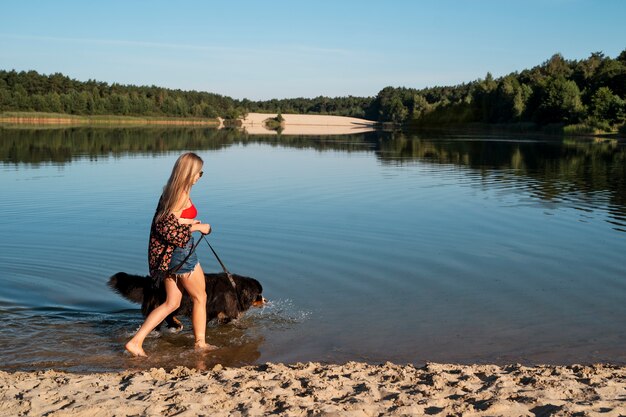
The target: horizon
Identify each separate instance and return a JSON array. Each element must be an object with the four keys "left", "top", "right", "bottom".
[{"left": 2, "top": 0, "right": 625, "bottom": 101}]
